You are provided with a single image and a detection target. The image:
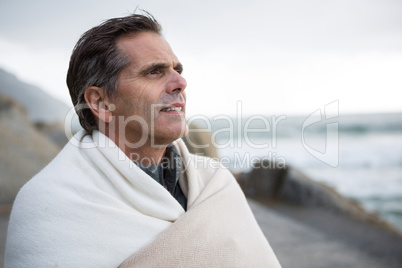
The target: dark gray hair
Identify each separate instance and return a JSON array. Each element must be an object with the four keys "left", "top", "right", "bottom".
[{"left": 66, "top": 12, "right": 162, "bottom": 132}]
